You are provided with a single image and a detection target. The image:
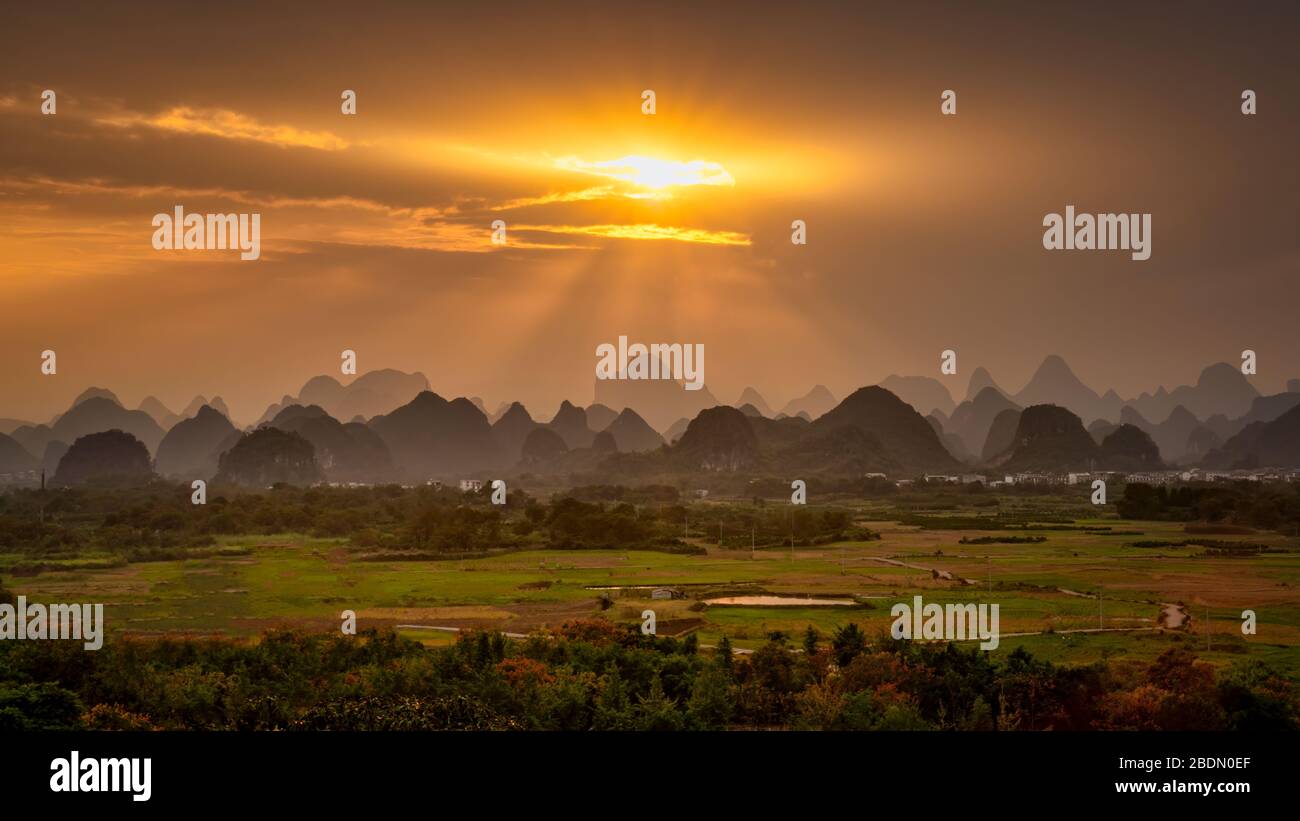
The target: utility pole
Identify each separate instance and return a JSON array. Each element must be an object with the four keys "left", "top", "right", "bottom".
[
  {"left": 789, "top": 509, "right": 794, "bottom": 562},
  {"left": 751, "top": 524, "right": 755, "bottom": 560}
]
